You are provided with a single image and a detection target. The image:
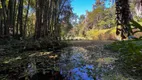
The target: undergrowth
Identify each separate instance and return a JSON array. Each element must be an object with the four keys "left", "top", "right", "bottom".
[
  {"left": 105, "top": 40, "right": 142, "bottom": 79},
  {"left": 0, "top": 38, "right": 67, "bottom": 80}
]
